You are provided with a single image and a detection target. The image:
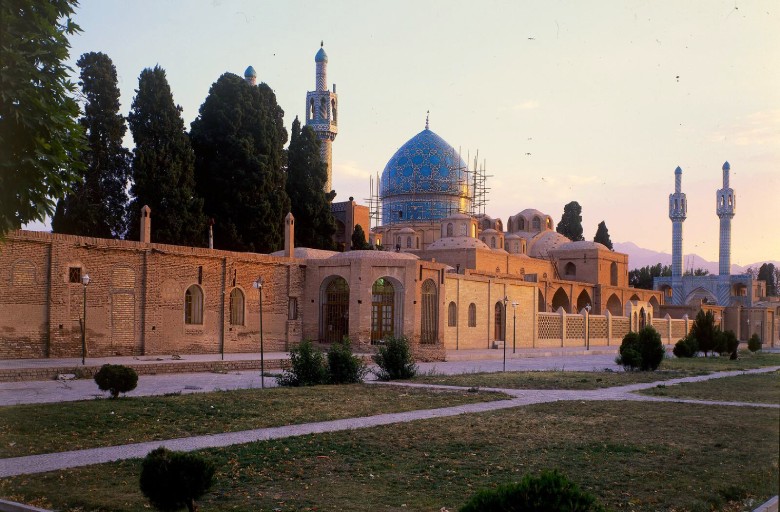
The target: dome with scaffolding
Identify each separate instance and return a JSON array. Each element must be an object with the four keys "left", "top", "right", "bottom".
[{"left": 379, "top": 126, "right": 471, "bottom": 225}]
